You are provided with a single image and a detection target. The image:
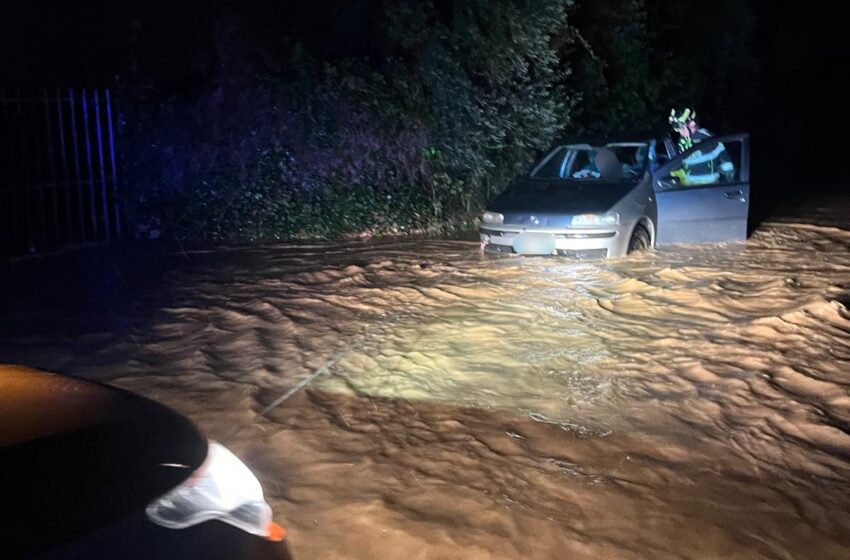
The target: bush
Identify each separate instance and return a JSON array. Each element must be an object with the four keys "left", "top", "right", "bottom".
[{"left": 123, "top": 0, "right": 757, "bottom": 240}]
